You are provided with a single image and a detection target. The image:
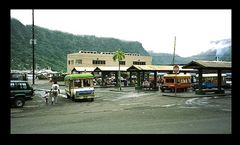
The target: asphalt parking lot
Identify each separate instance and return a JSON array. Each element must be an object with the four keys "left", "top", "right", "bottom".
[{"left": 10, "top": 80, "right": 231, "bottom": 134}]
